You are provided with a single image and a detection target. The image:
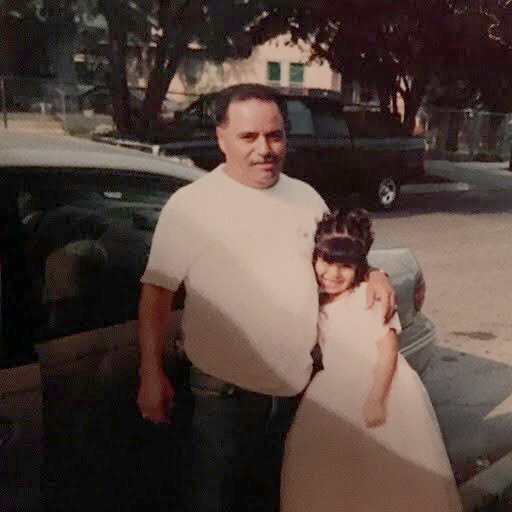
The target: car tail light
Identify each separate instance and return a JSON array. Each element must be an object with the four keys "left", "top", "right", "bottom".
[{"left": 414, "top": 272, "right": 426, "bottom": 311}]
